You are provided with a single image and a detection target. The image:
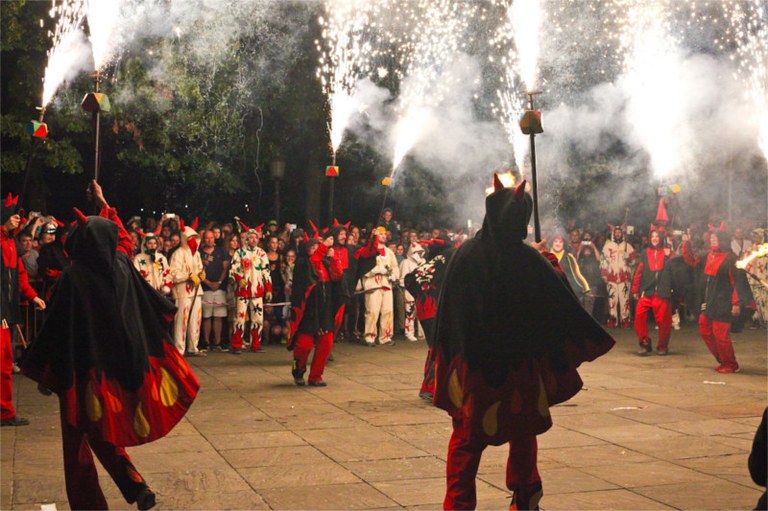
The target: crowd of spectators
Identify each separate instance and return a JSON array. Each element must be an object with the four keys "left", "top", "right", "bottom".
[{"left": 8, "top": 204, "right": 768, "bottom": 359}]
